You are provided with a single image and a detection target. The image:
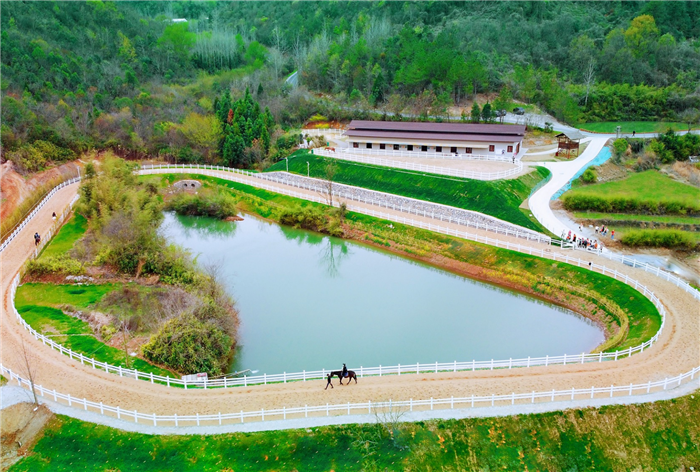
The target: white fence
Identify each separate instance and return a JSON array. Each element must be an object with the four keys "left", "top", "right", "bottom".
[
  {"left": 312, "top": 149, "right": 523, "bottom": 181},
  {"left": 332, "top": 146, "right": 517, "bottom": 163},
  {"left": 0, "top": 177, "right": 81, "bottom": 253},
  {"left": 140, "top": 164, "right": 549, "bottom": 244},
  {"left": 2, "top": 362, "right": 698, "bottom": 427},
  {"left": 11, "top": 202, "right": 671, "bottom": 390},
  {"left": 301, "top": 128, "right": 345, "bottom": 136},
  {"left": 601, "top": 252, "right": 700, "bottom": 301}
]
